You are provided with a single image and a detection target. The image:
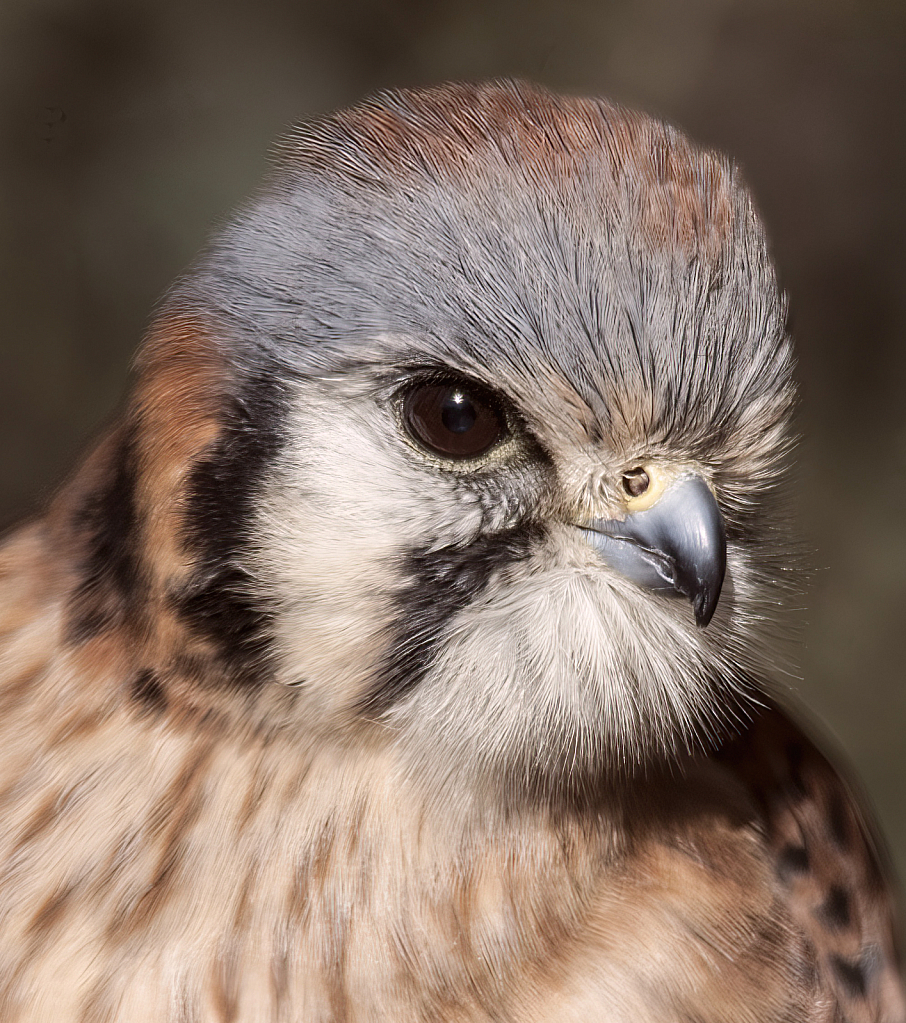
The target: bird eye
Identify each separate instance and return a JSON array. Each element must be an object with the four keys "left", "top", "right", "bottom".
[{"left": 401, "top": 381, "right": 507, "bottom": 460}]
